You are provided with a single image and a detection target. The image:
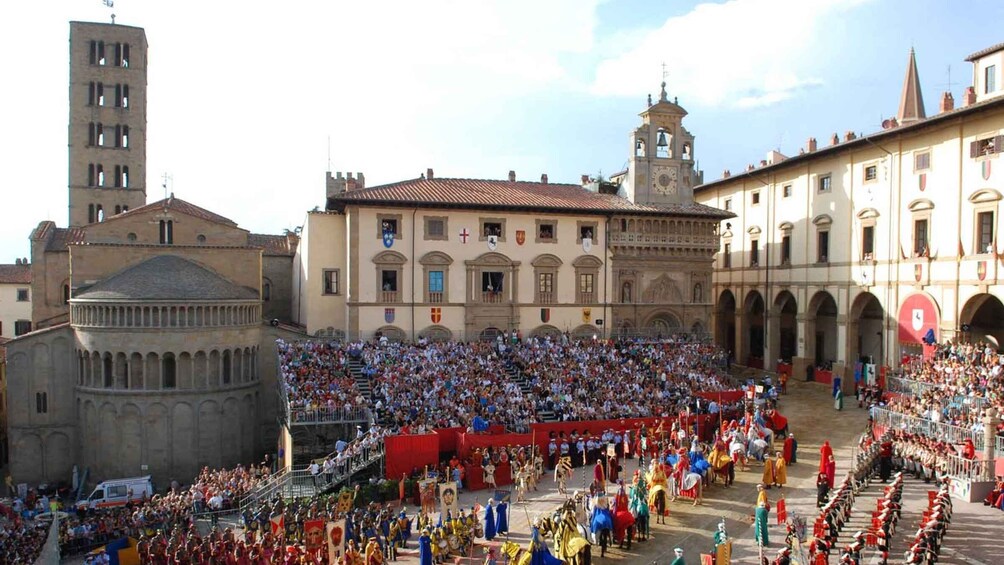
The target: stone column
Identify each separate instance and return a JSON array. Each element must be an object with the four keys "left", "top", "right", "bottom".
[{"left": 983, "top": 413, "right": 1000, "bottom": 481}]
